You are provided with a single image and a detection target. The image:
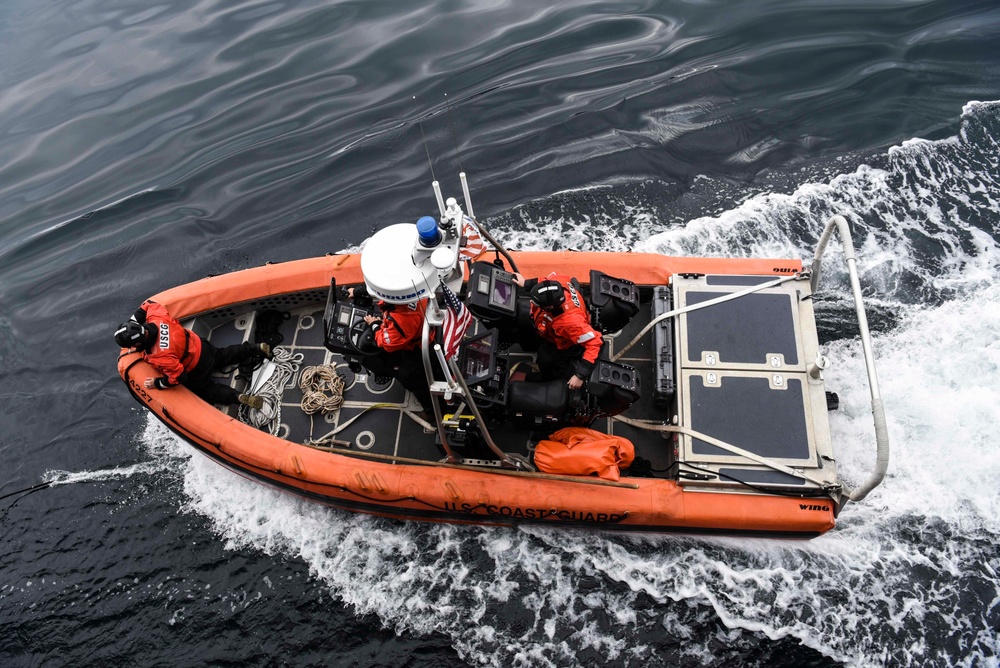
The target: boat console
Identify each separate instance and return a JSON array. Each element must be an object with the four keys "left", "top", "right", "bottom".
[
  {"left": 466, "top": 262, "right": 518, "bottom": 320},
  {"left": 322, "top": 278, "right": 379, "bottom": 361},
  {"left": 319, "top": 270, "right": 643, "bottom": 443},
  {"left": 458, "top": 329, "right": 508, "bottom": 407},
  {"left": 458, "top": 260, "right": 643, "bottom": 427}
]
